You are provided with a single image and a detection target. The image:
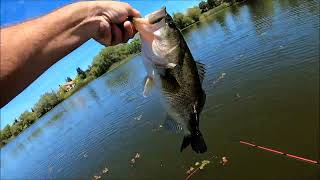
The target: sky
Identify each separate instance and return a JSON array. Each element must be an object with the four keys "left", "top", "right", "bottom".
[{"left": 0, "top": 0, "right": 201, "bottom": 128}]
